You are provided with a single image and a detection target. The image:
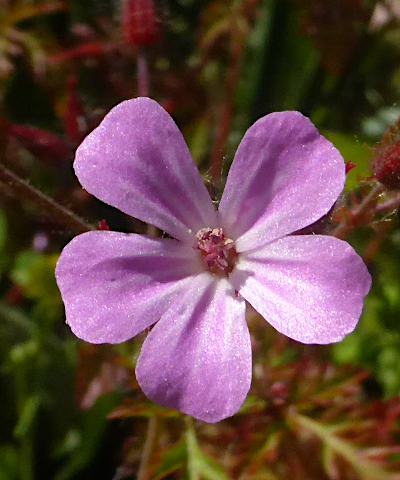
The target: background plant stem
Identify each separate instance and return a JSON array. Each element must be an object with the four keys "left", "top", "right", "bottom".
[
  {"left": 136, "top": 416, "right": 158, "bottom": 480},
  {"left": 0, "top": 164, "right": 94, "bottom": 235}
]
